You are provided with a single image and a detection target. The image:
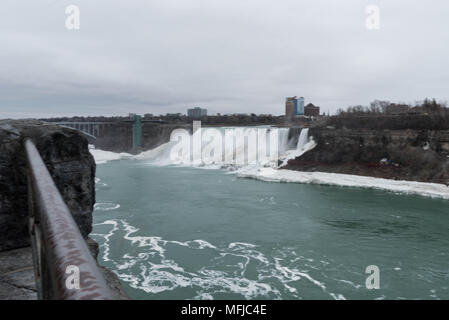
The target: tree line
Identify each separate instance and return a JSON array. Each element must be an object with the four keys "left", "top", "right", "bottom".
[{"left": 336, "top": 98, "right": 447, "bottom": 116}]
